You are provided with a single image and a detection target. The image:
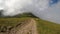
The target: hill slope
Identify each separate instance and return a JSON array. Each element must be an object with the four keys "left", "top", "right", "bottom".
[
  {"left": 0, "top": 17, "right": 60, "bottom": 34},
  {"left": 35, "top": 18, "right": 60, "bottom": 34},
  {"left": 0, "top": 13, "right": 60, "bottom": 34}
]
